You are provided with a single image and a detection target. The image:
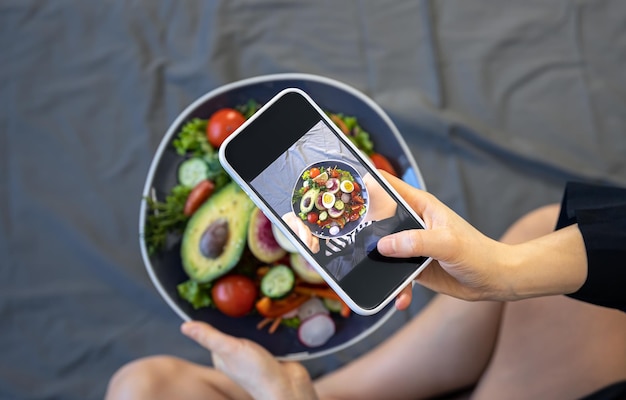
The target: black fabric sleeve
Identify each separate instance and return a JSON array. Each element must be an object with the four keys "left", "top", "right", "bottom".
[{"left": 556, "top": 181, "right": 626, "bottom": 312}]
